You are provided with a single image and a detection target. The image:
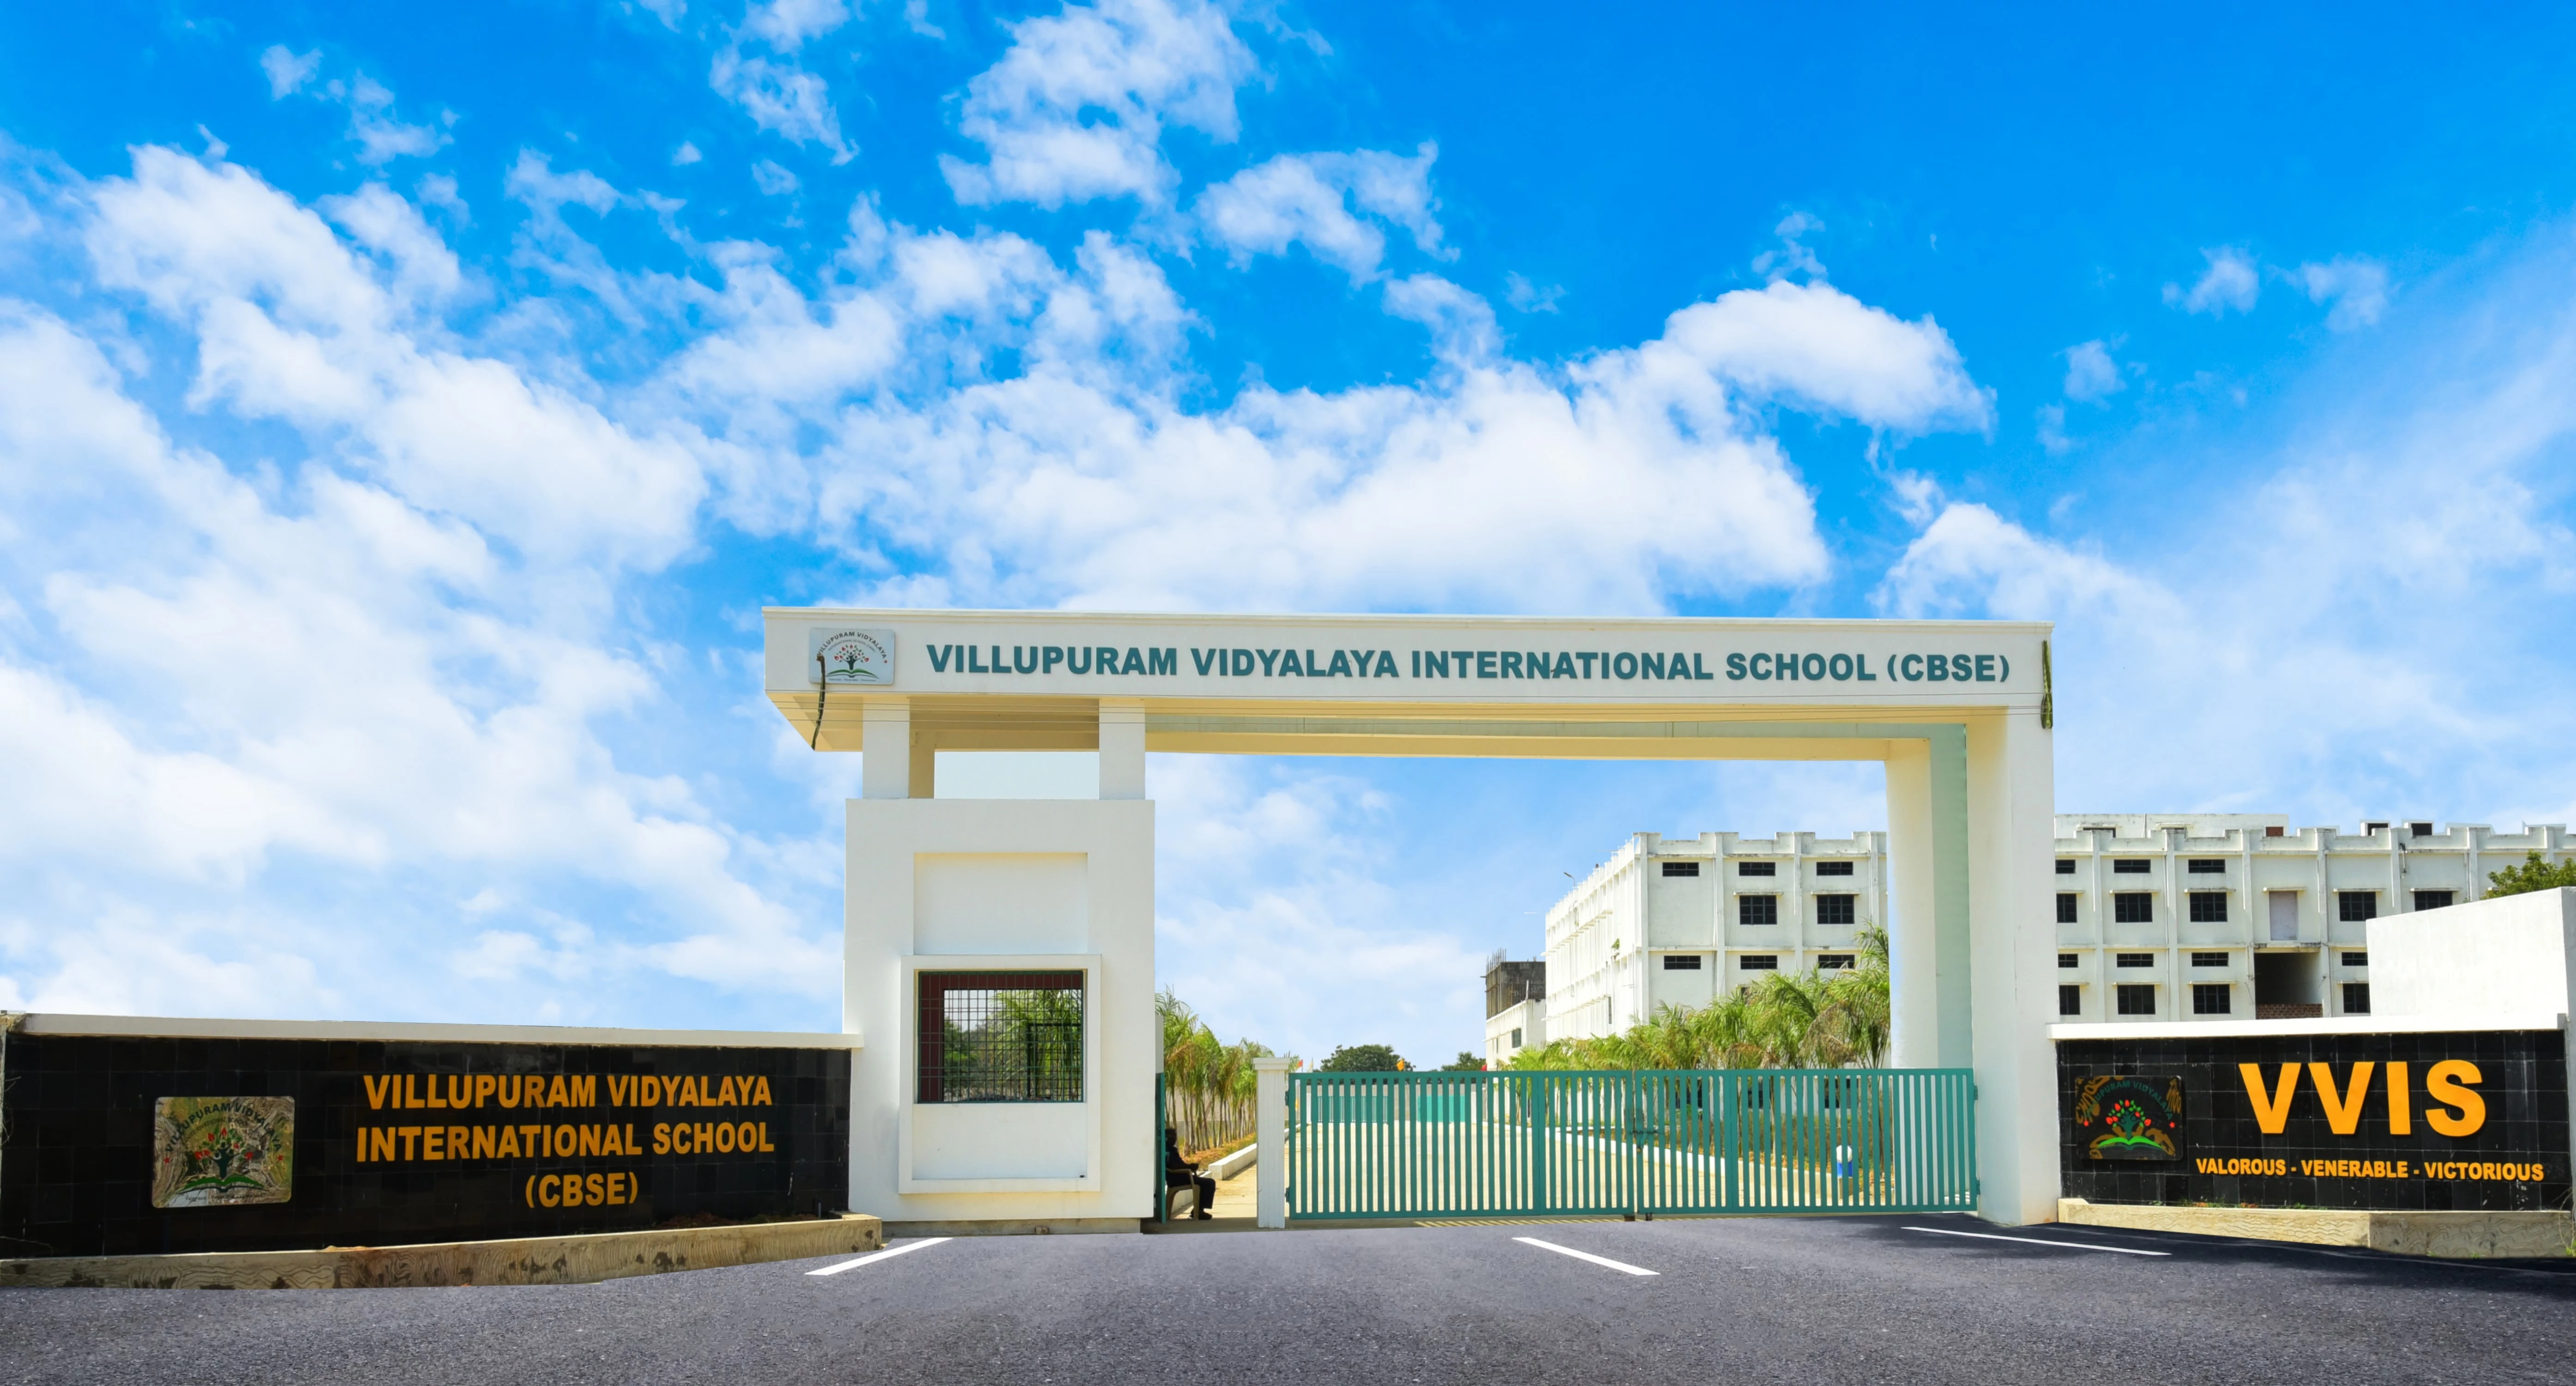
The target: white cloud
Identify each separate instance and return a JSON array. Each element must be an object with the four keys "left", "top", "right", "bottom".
[
  {"left": 2297, "top": 255, "right": 2391, "bottom": 331},
  {"left": 1504, "top": 272, "right": 1563, "bottom": 314},
  {"left": 752, "top": 159, "right": 800, "bottom": 195},
  {"left": 711, "top": 46, "right": 852, "bottom": 161},
  {"left": 2164, "top": 246, "right": 2260, "bottom": 316},
  {"left": 2062, "top": 338, "right": 2123, "bottom": 401},
  {"left": 941, "top": 0, "right": 1254, "bottom": 207},
  {"left": 742, "top": 0, "right": 851, "bottom": 50},
  {"left": 672, "top": 140, "right": 704, "bottom": 166},
  {"left": 1194, "top": 143, "right": 1444, "bottom": 281},
  {"left": 260, "top": 45, "right": 320, "bottom": 99},
  {"left": 2035, "top": 401, "right": 2071, "bottom": 455}
]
